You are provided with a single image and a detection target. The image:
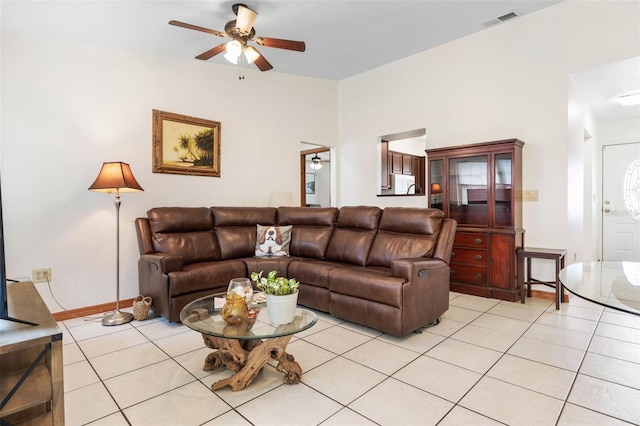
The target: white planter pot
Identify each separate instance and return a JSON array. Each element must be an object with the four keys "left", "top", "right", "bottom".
[{"left": 265, "top": 292, "right": 298, "bottom": 325}]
